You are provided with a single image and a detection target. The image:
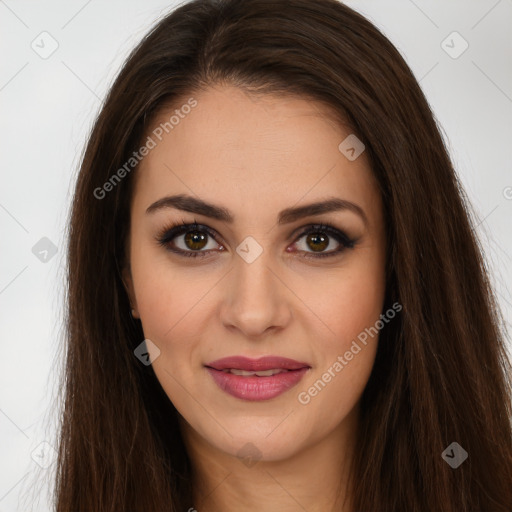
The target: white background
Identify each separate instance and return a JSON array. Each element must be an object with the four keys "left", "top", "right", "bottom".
[{"left": 1, "top": 1, "right": 511, "bottom": 510}]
